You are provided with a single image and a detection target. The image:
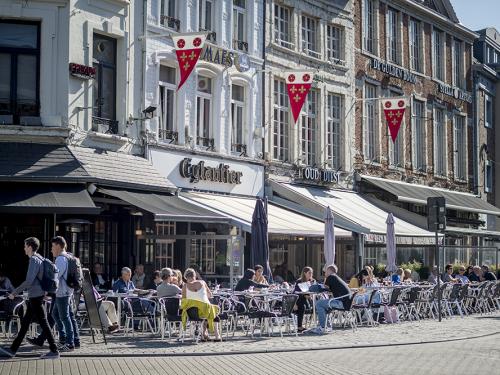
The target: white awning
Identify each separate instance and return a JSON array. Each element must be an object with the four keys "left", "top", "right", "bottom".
[
  {"left": 271, "top": 182, "right": 435, "bottom": 243},
  {"left": 181, "top": 192, "right": 351, "bottom": 238}
]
